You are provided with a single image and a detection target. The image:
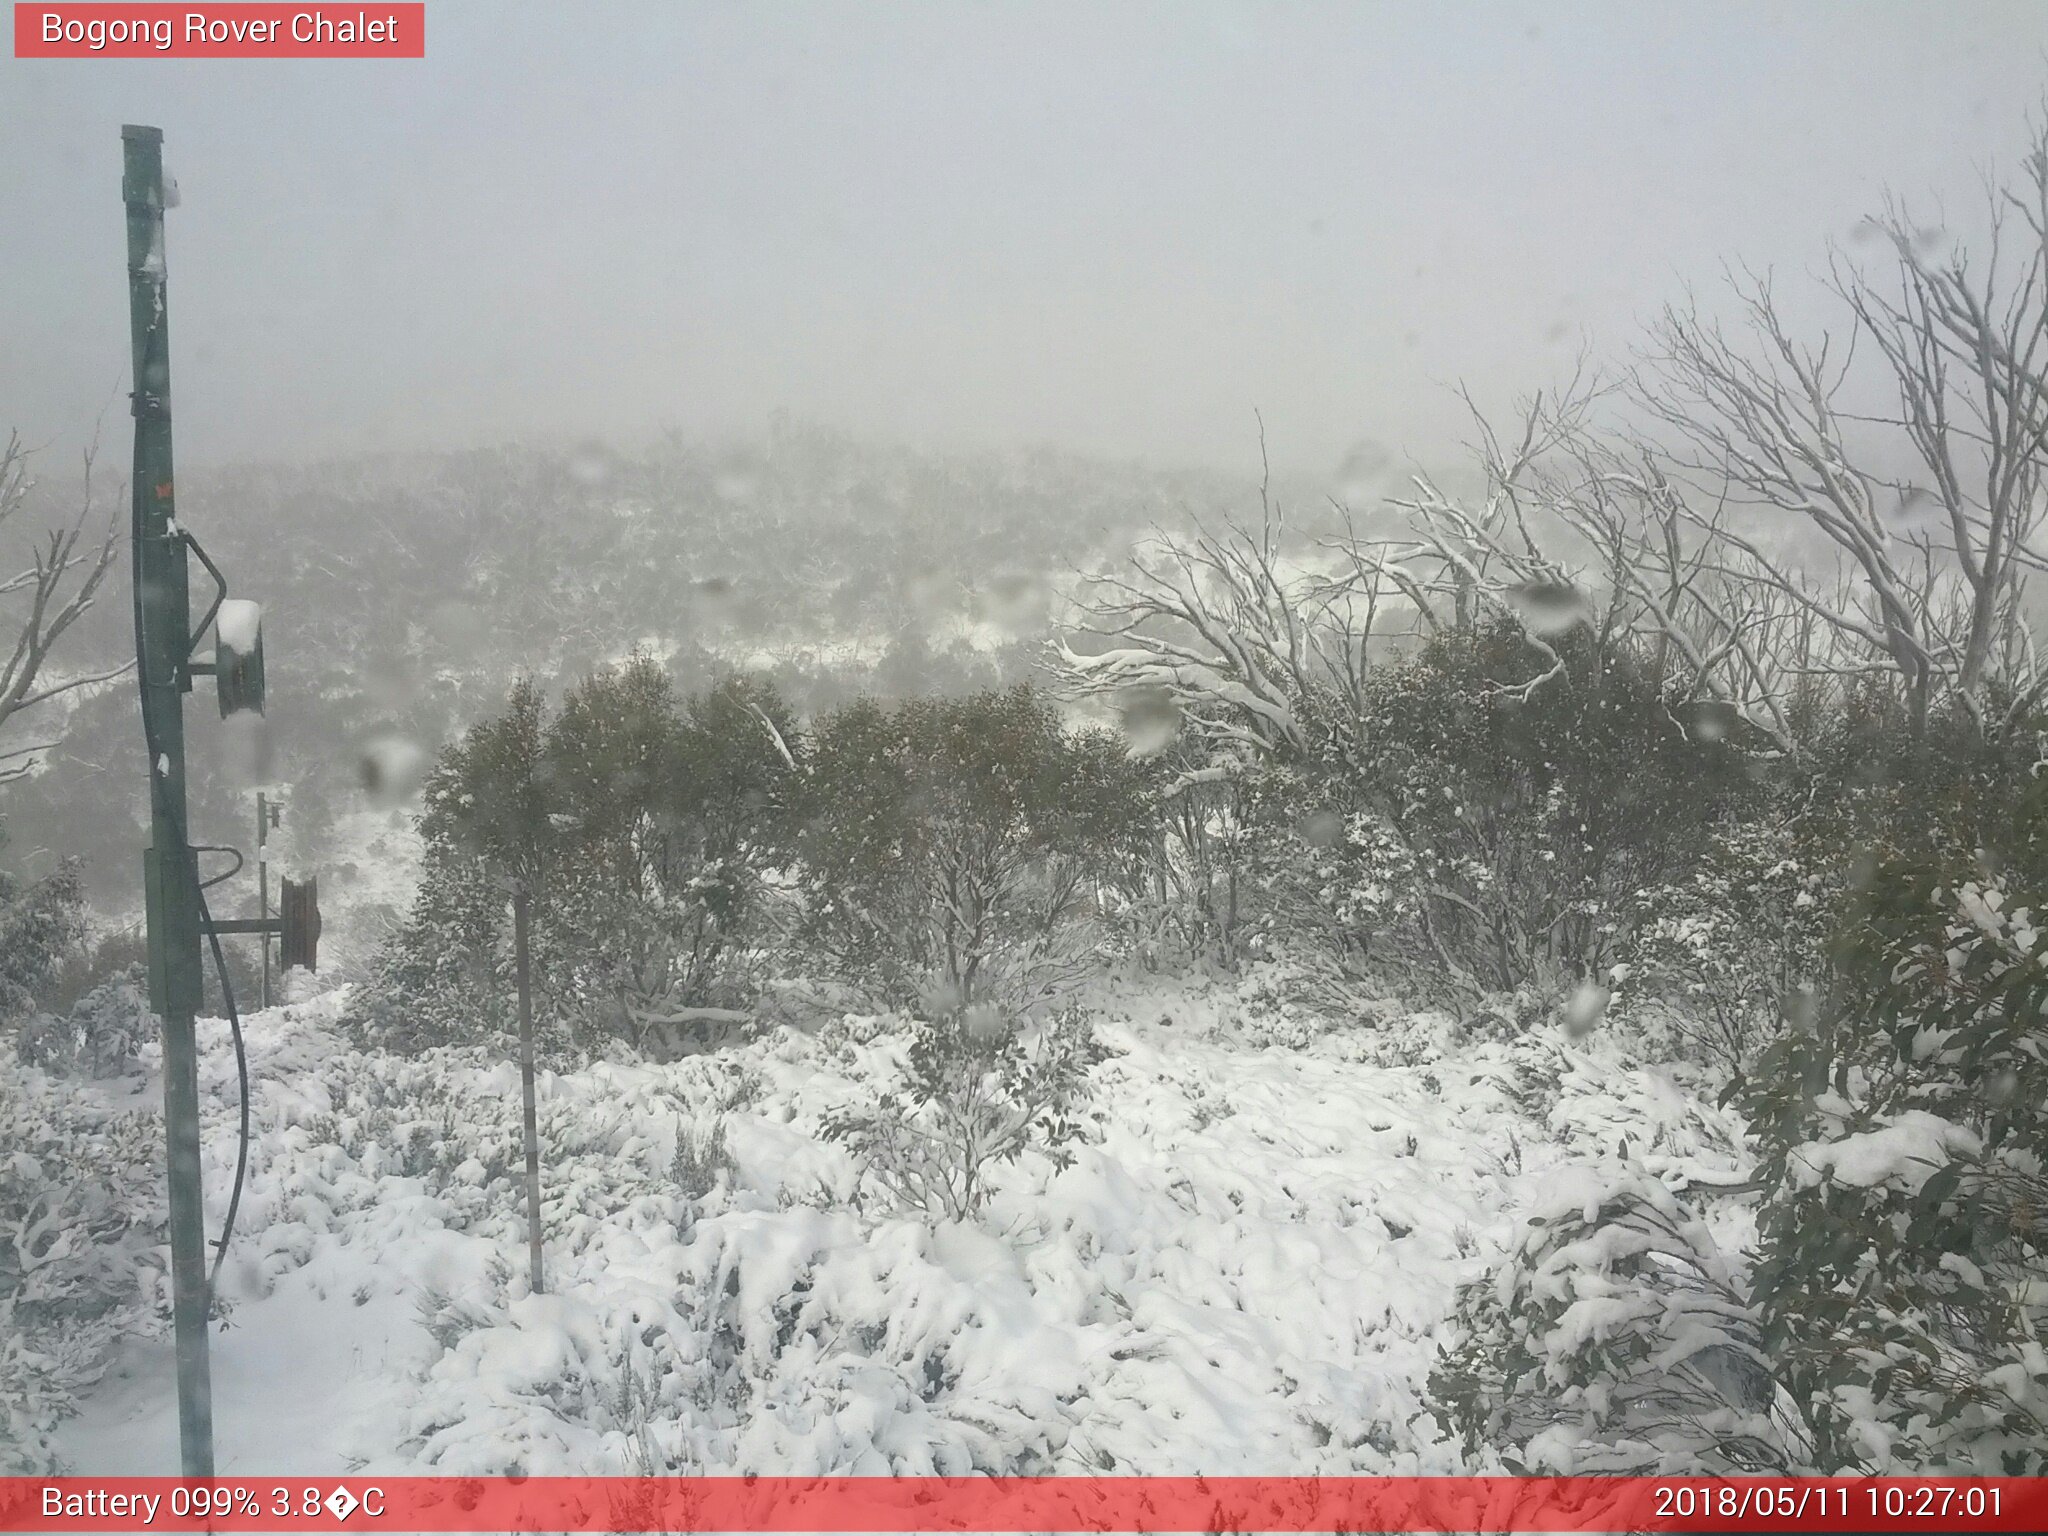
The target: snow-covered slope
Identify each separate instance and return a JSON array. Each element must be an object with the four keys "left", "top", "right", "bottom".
[{"left": 51, "top": 973, "right": 1749, "bottom": 1477}]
